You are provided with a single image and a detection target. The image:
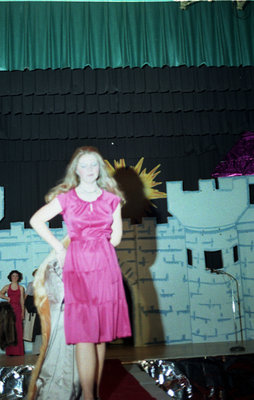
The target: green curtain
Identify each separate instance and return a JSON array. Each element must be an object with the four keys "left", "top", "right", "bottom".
[{"left": 0, "top": 1, "right": 253, "bottom": 71}]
